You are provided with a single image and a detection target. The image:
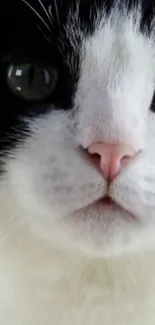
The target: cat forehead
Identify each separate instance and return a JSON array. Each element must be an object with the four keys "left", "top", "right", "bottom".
[
  {"left": 53, "top": 0, "right": 155, "bottom": 41},
  {"left": 23, "top": 1, "right": 155, "bottom": 70},
  {"left": 42, "top": 0, "right": 155, "bottom": 70},
  {"left": 54, "top": 1, "right": 155, "bottom": 76}
]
